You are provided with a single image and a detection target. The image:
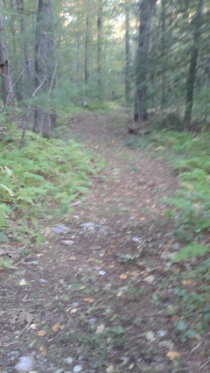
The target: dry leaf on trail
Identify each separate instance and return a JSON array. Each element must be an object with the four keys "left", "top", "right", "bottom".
[
  {"left": 52, "top": 324, "right": 61, "bottom": 332},
  {"left": 70, "top": 308, "right": 78, "bottom": 314},
  {"left": 145, "top": 331, "right": 155, "bottom": 341},
  {"left": 30, "top": 324, "right": 36, "bottom": 330},
  {"left": 69, "top": 201, "right": 80, "bottom": 207},
  {"left": 9, "top": 309, "right": 33, "bottom": 325},
  {"left": 182, "top": 280, "right": 192, "bottom": 285},
  {"left": 39, "top": 346, "right": 46, "bottom": 356},
  {"left": 120, "top": 274, "right": 127, "bottom": 279},
  {"left": 106, "top": 365, "right": 115, "bottom": 373},
  {"left": 37, "top": 330, "right": 46, "bottom": 336},
  {"left": 84, "top": 298, "right": 95, "bottom": 303},
  {"left": 96, "top": 324, "right": 105, "bottom": 334},
  {"left": 88, "top": 258, "right": 93, "bottom": 262},
  {"left": 143, "top": 275, "right": 155, "bottom": 284},
  {"left": 166, "top": 351, "right": 181, "bottom": 360},
  {"left": 129, "top": 272, "right": 137, "bottom": 276}
]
